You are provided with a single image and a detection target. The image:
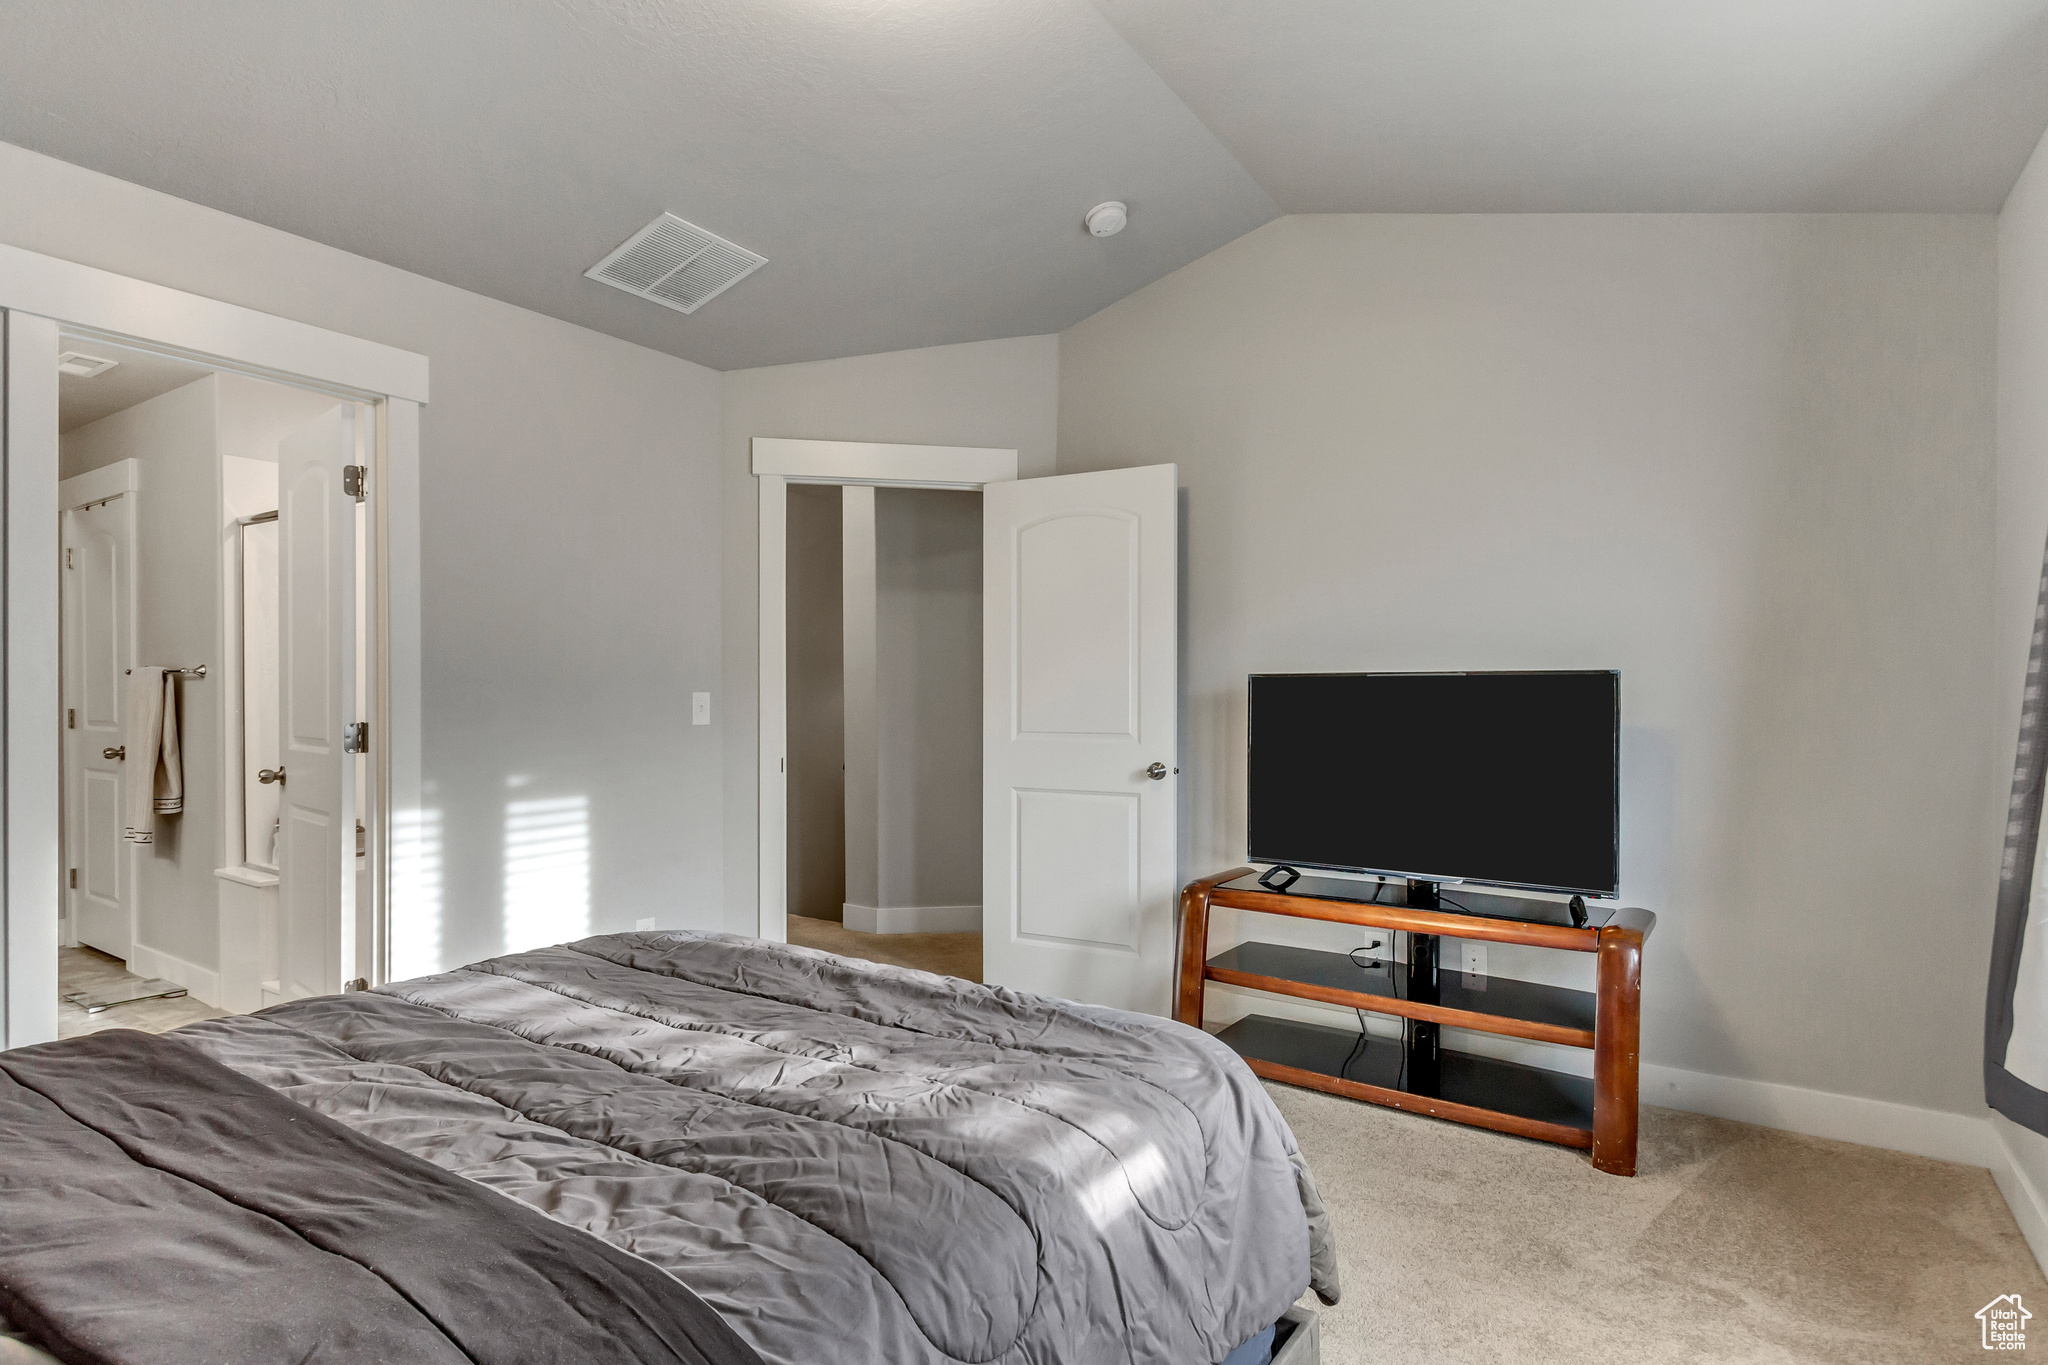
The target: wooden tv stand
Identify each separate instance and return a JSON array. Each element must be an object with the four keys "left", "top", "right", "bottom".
[{"left": 1178, "top": 868, "right": 1655, "bottom": 1175}]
